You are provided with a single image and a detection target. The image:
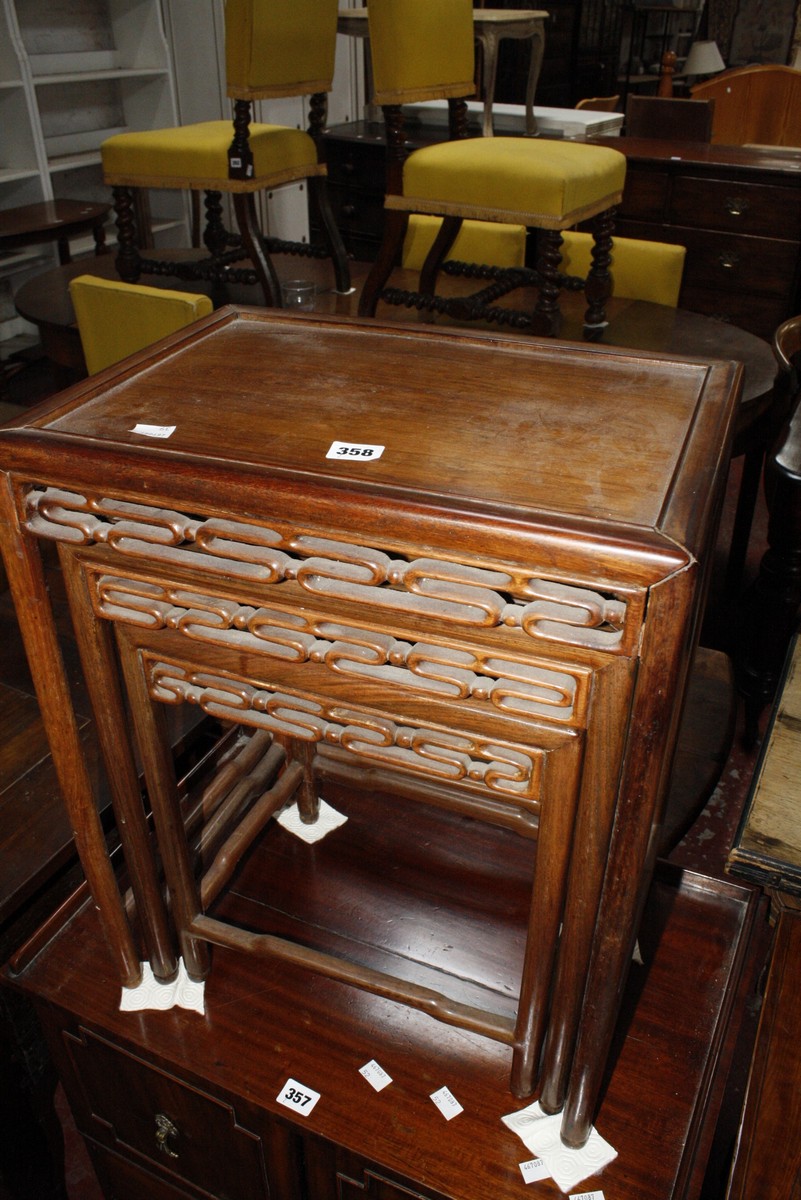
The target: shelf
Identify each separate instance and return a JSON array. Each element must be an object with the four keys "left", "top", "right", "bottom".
[
  {"left": 32, "top": 66, "right": 169, "bottom": 86},
  {"left": 0, "top": 166, "right": 40, "bottom": 184}
]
